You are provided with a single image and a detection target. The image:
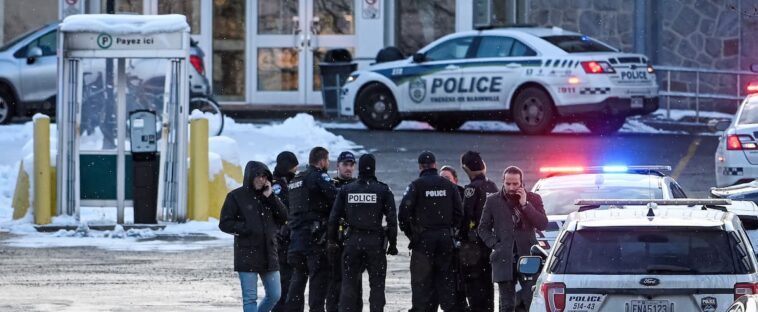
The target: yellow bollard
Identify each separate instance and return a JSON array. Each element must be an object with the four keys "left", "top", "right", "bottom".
[
  {"left": 222, "top": 160, "right": 243, "bottom": 185},
  {"left": 208, "top": 171, "right": 226, "bottom": 219},
  {"left": 11, "top": 161, "right": 30, "bottom": 220},
  {"left": 33, "top": 115, "right": 51, "bottom": 225},
  {"left": 189, "top": 118, "right": 210, "bottom": 221}
]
